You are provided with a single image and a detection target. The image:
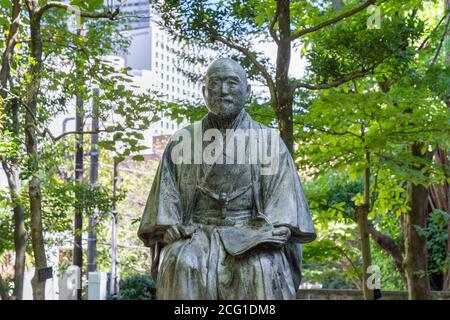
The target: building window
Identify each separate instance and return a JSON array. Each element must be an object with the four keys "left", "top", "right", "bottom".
[
  {"left": 160, "top": 83, "right": 163, "bottom": 89},
  {"left": 172, "top": 86, "right": 174, "bottom": 92},
  {"left": 155, "top": 52, "right": 158, "bottom": 58},
  {"left": 161, "top": 121, "right": 163, "bottom": 127},
  {"left": 161, "top": 73, "right": 164, "bottom": 79},
  {"left": 166, "top": 123, "right": 169, "bottom": 129},
  {"left": 155, "top": 61, "right": 158, "bottom": 68},
  {"left": 166, "top": 65, "right": 169, "bottom": 71},
  {"left": 172, "top": 124, "right": 175, "bottom": 130},
  {"left": 161, "top": 53, "right": 164, "bottom": 60},
  {"left": 166, "top": 75, "right": 169, "bottom": 81}
]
